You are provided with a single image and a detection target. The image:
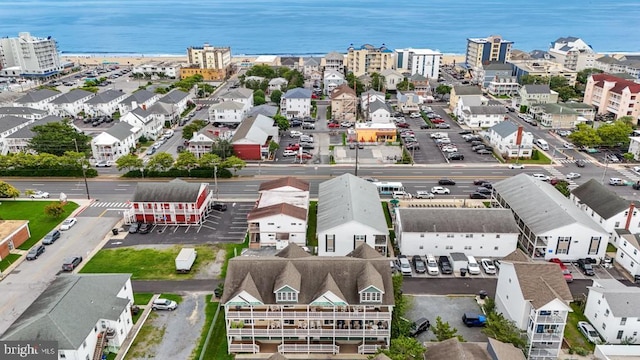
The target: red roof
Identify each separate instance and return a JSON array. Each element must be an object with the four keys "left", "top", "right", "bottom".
[{"left": 591, "top": 74, "right": 640, "bottom": 94}]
